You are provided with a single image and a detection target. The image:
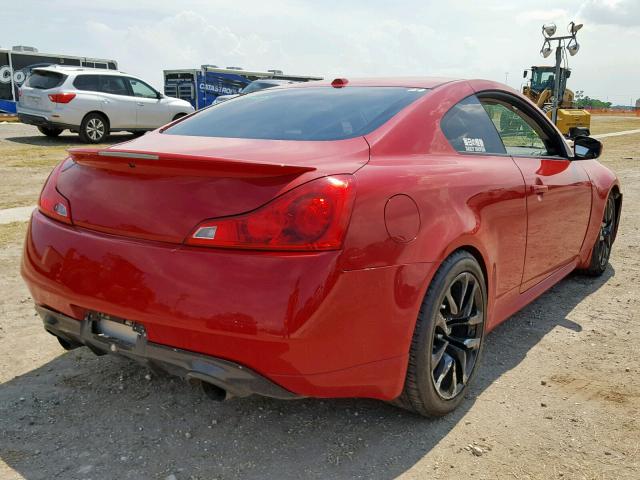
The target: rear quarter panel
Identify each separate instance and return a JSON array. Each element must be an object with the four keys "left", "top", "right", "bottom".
[
  {"left": 341, "top": 81, "right": 528, "bottom": 328},
  {"left": 58, "top": 91, "right": 100, "bottom": 126}
]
